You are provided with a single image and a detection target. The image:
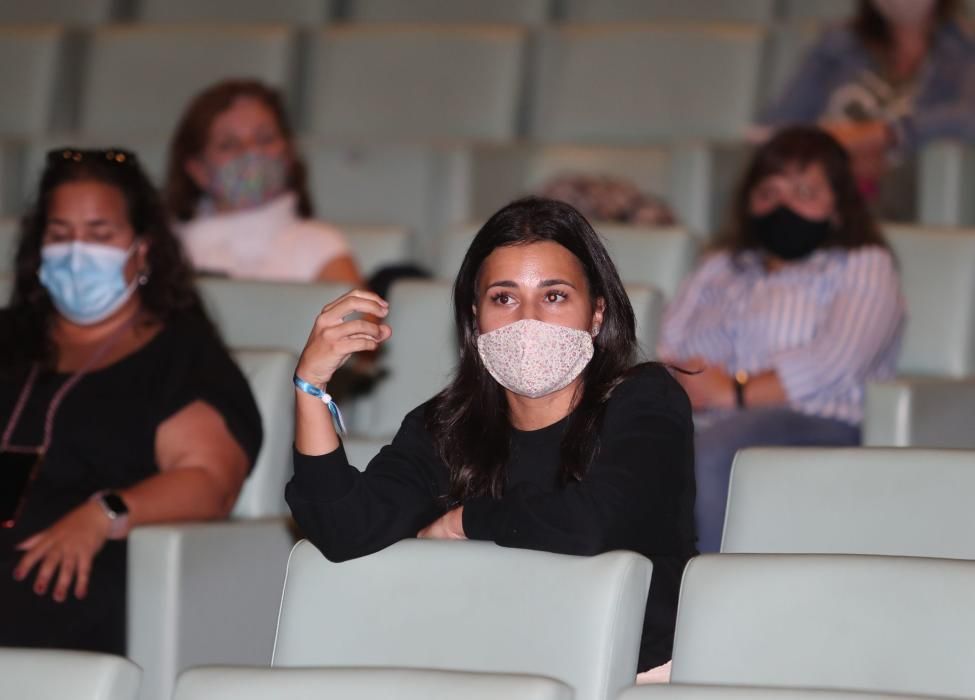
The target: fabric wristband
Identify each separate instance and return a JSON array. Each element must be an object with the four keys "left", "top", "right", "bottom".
[{"left": 293, "top": 374, "right": 347, "bottom": 434}]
